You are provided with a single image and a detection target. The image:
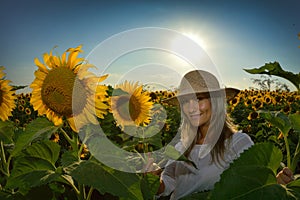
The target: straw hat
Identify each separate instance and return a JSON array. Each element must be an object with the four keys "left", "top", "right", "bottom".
[{"left": 165, "top": 70, "right": 240, "bottom": 105}]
